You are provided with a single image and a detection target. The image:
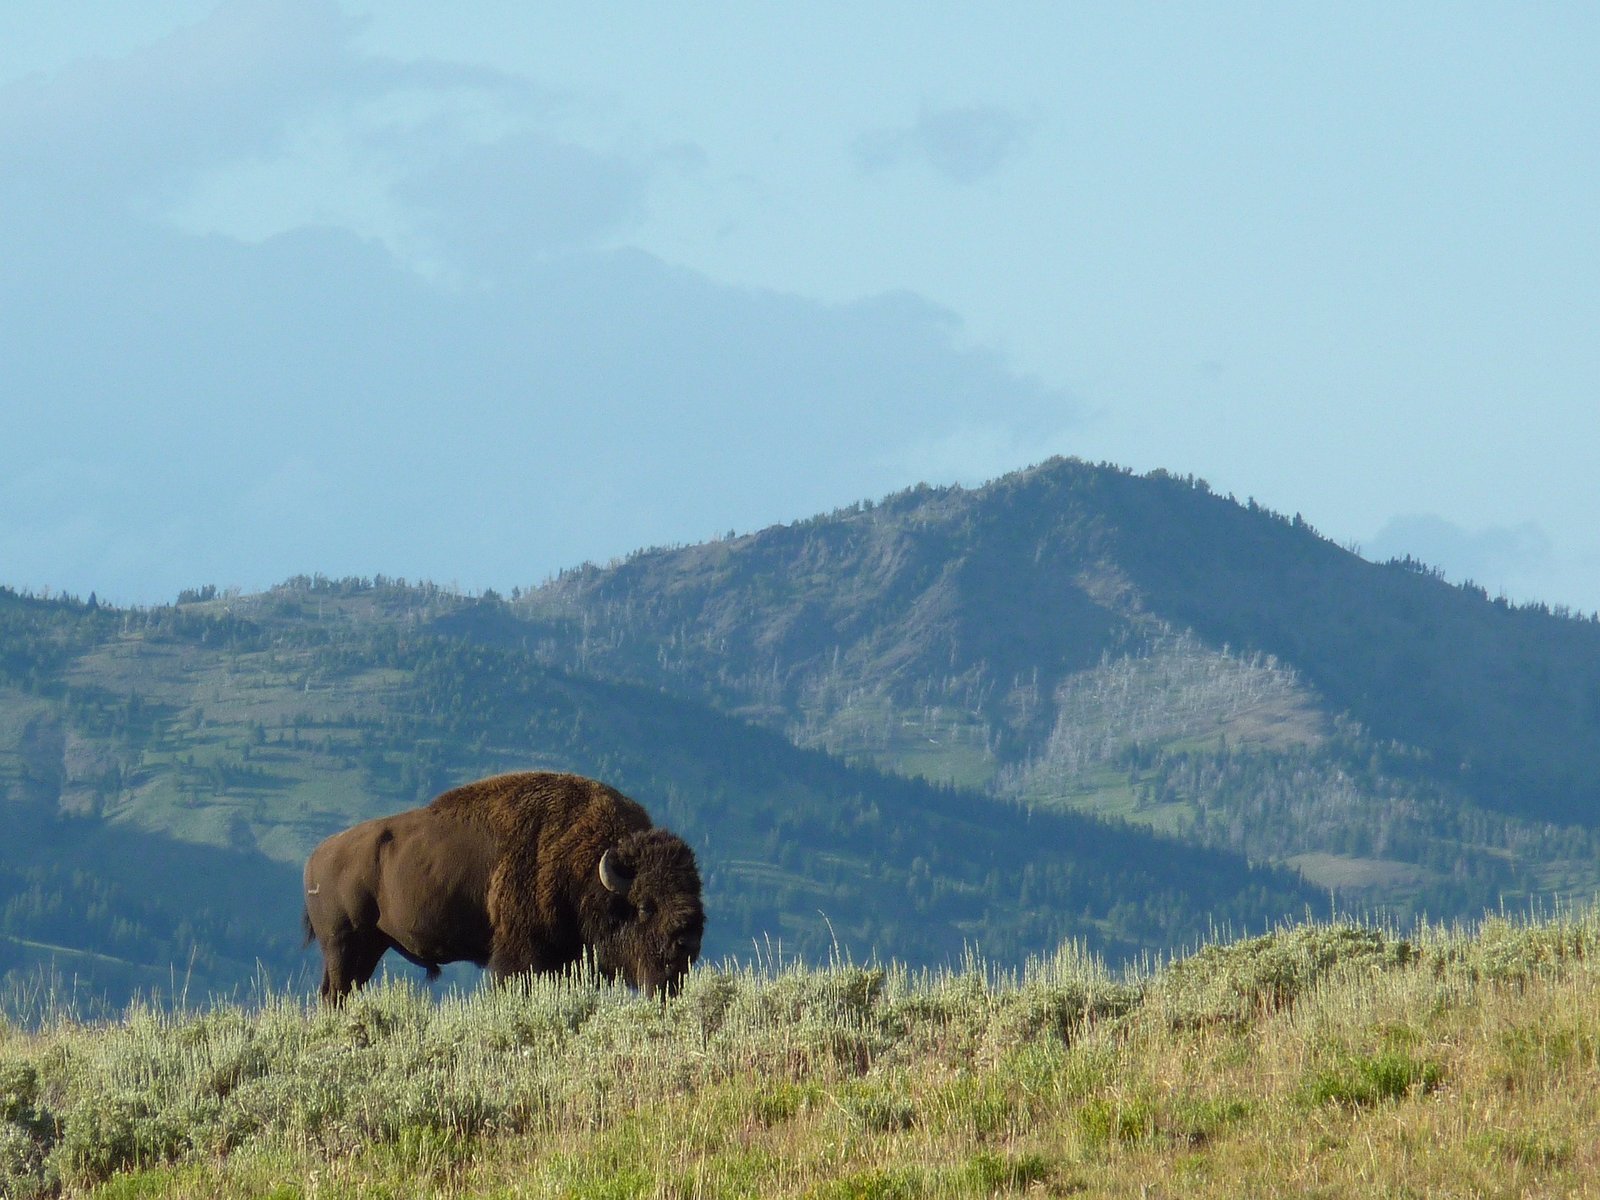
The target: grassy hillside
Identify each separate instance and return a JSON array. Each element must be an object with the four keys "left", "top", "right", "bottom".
[
  {"left": 0, "top": 582, "right": 1312, "bottom": 1008},
  {"left": 1, "top": 911, "right": 1596, "bottom": 1198}
]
